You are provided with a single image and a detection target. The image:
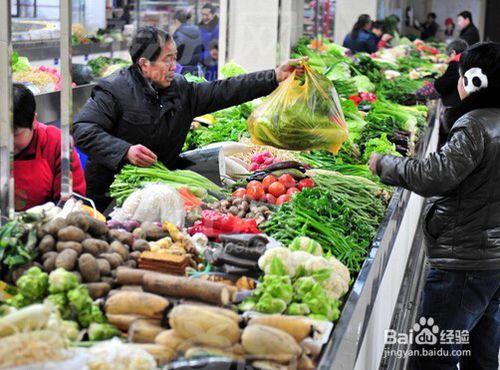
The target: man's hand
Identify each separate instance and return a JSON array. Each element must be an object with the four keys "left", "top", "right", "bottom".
[
  {"left": 381, "top": 33, "right": 393, "bottom": 42},
  {"left": 369, "top": 153, "right": 382, "bottom": 175},
  {"left": 127, "top": 144, "right": 157, "bottom": 167},
  {"left": 275, "top": 57, "right": 308, "bottom": 83}
]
